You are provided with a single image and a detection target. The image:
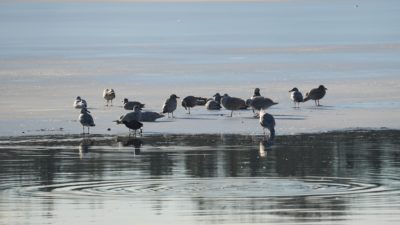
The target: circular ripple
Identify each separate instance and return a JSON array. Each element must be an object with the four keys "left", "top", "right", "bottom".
[{"left": 19, "top": 177, "right": 388, "bottom": 200}]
